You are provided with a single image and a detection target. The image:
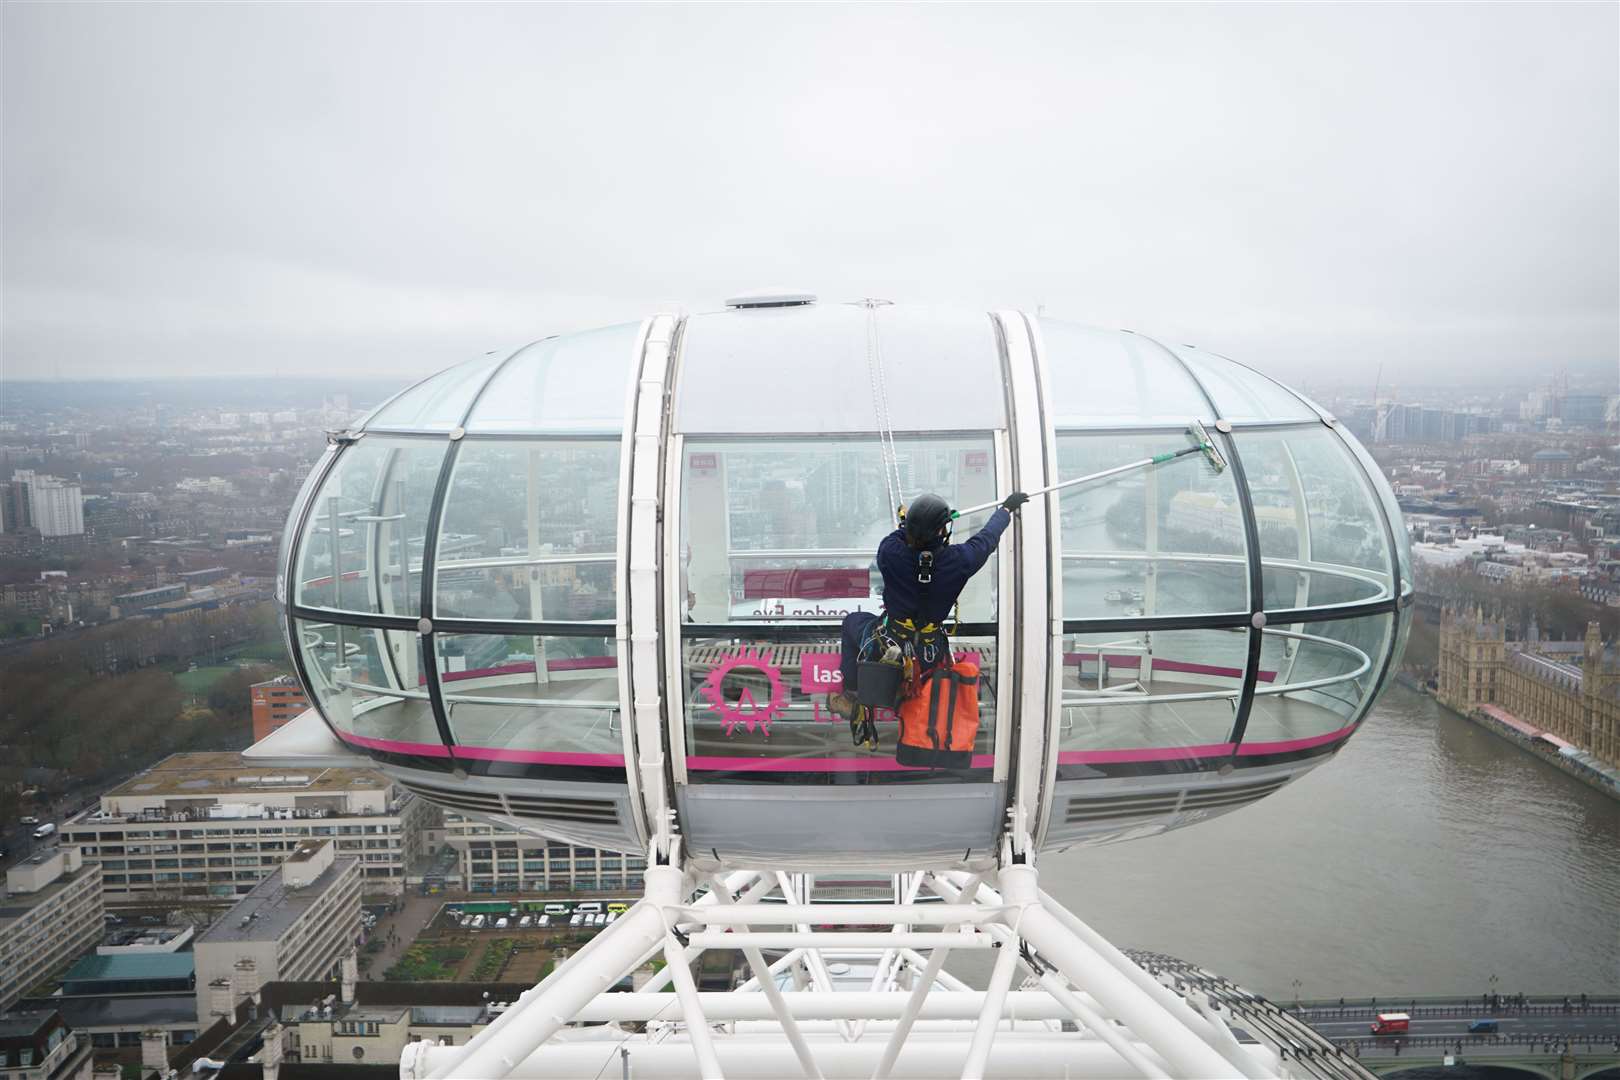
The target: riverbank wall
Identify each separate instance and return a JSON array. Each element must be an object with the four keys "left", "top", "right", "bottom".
[{"left": 1392, "top": 672, "right": 1620, "bottom": 803}]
